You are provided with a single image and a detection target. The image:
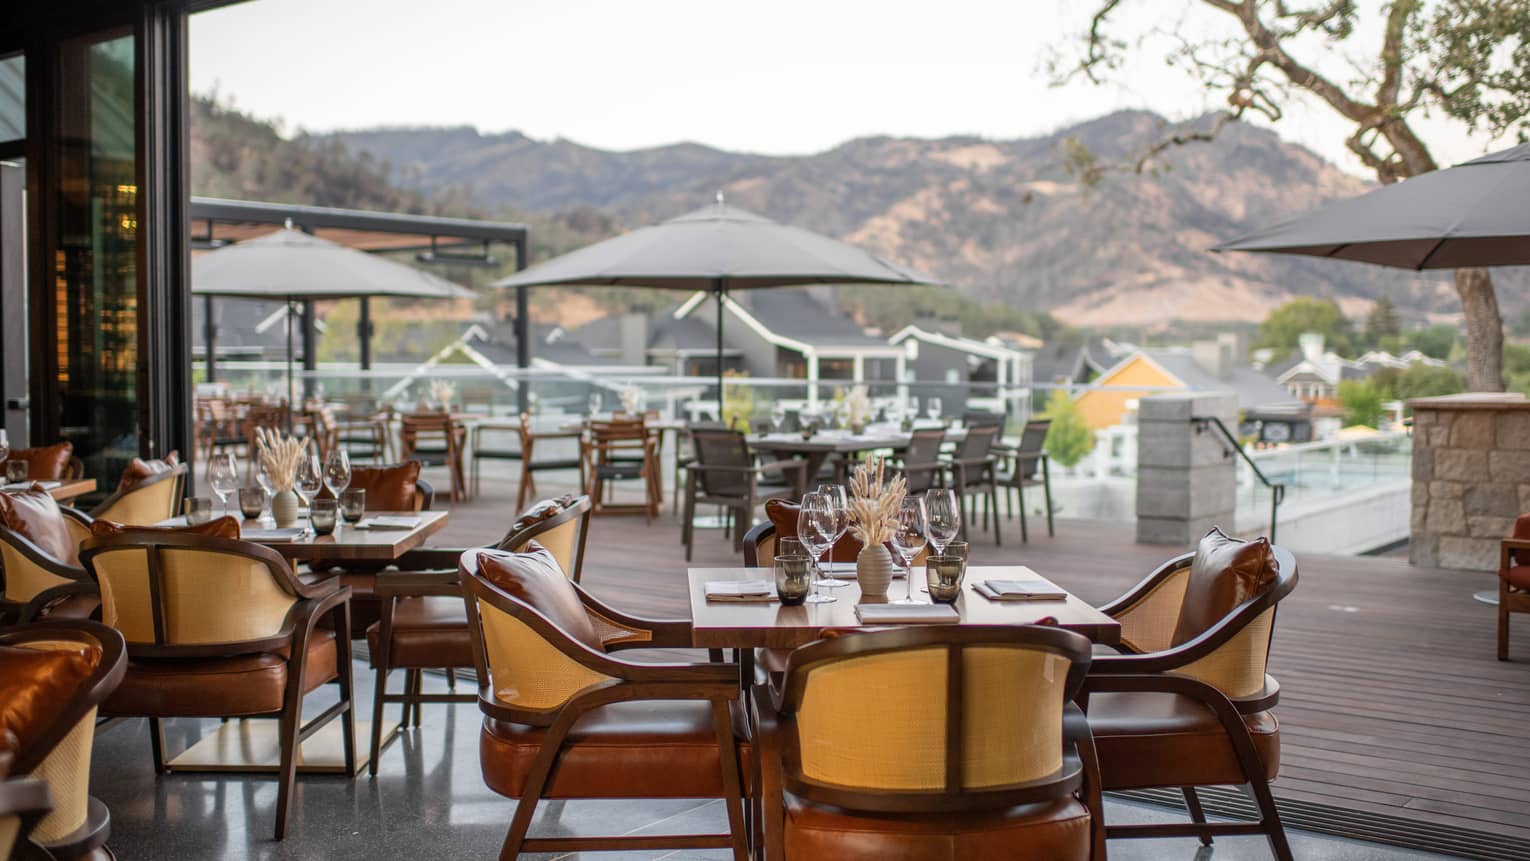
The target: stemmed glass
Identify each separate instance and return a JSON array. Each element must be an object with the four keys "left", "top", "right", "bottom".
[
  {"left": 814, "top": 484, "right": 850, "bottom": 586},
  {"left": 588, "top": 391, "right": 603, "bottom": 417},
  {"left": 795, "top": 492, "right": 837, "bottom": 604},
  {"left": 889, "top": 496, "right": 929, "bottom": 604},
  {"left": 254, "top": 457, "right": 275, "bottom": 499},
  {"left": 295, "top": 448, "right": 324, "bottom": 536},
  {"left": 926, "top": 396, "right": 943, "bottom": 422},
  {"left": 324, "top": 447, "right": 352, "bottom": 503},
  {"left": 924, "top": 488, "right": 961, "bottom": 558},
  {"left": 209, "top": 452, "right": 240, "bottom": 517},
  {"left": 769, "top": 403, "right": 786, "bottom": 434}
]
